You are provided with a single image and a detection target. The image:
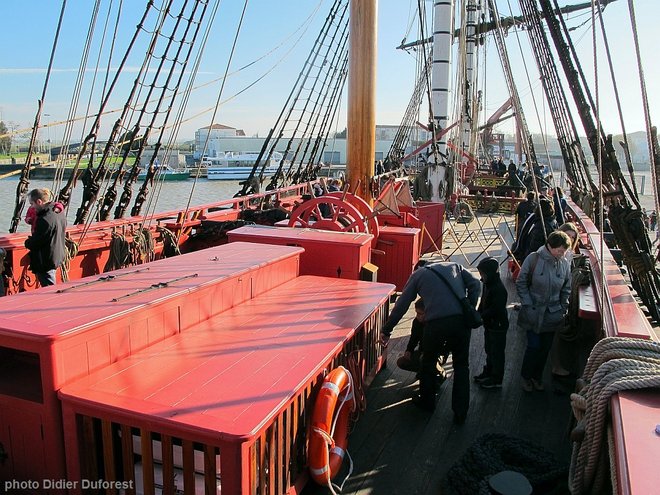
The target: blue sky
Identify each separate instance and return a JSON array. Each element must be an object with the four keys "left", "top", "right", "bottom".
[{"left": 0, "top": 0, "right": 656, "bottom": 144}]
